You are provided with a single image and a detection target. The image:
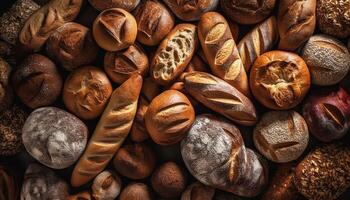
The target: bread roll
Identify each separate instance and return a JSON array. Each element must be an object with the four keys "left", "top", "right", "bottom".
[
  {"left": 278, "top": 0, "right": 316, "bottom": 51},
  {"left": 18, "top": 0, "right": 83, "bottom": 52},
  {"left": 237, "top": 16, "right": 278, "bottom": 71},
  {"left": 181, "top": 182, "right": 216, "bottom": 200},
  {"left": 119, "top": 183, "right": 153, "bottom": 200},
  {"left": 301, "top": 34, "right": 350, "bottom": 86},
  {"left": 184, "top": 72, "right": 257, "bottom": 126},
  {"left": 134, "top": 0, "right": 175, "bottom": 46},
  {"left": 163, "top": 0, "right": 219, "bottom": 21},
  {"left": 198, "top": 12, "right": 249, "bottom": 96},
  {"left": 250, "top": 50, "right": 310, "bottom": 110},
  {"left": 88, "top": 0, "right": 140, "bottom": 12},
  {"left": 93, "top": 8, "right": 137, "bottom": 51},
  {"left": 92, "top": 170, "right": 121, "bottom": 200},
  {"left": 151, "top": 24, "right": 197, "bottom": 85},
  {"left": 71, "top": 74, "right": 142, "bottom": 187},
  {"left": 181, "top": 114, "right": 268, "bottom": 197},
  {"left": 220, "top": 0, "right": 276, "bottom": 25}
]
